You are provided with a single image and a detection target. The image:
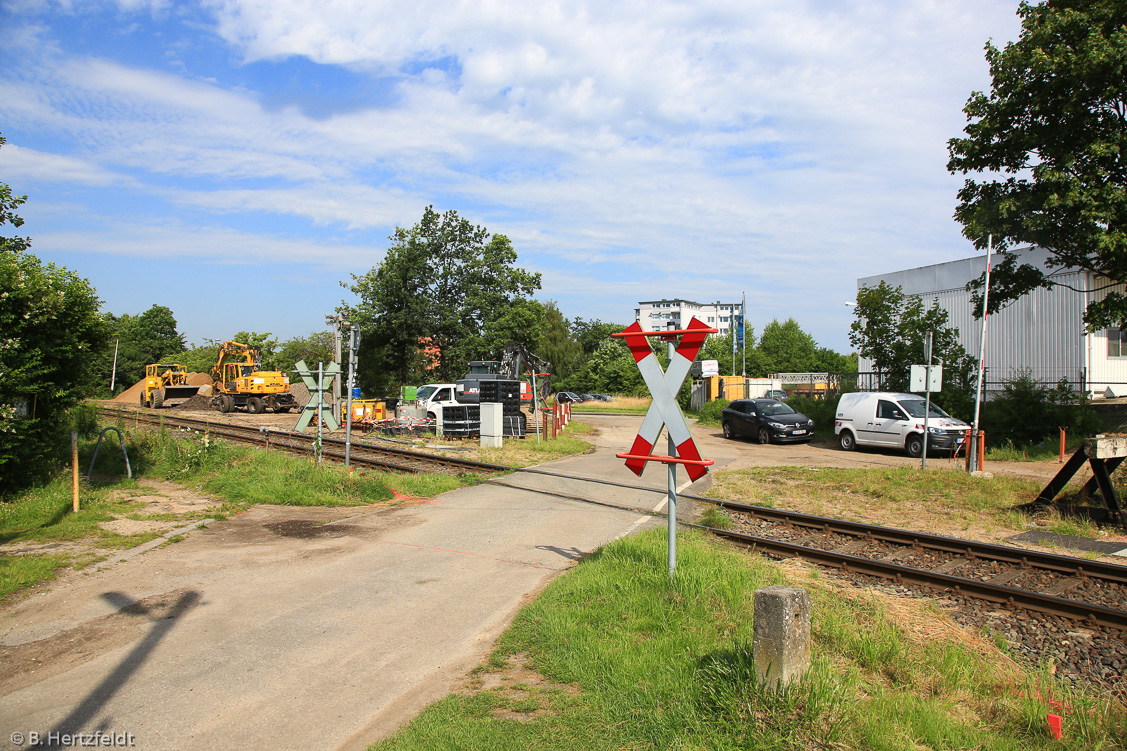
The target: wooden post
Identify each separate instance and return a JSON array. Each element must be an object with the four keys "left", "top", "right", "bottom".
[
  {"left": 1059, "top": 427, "right": 1066, "bottom": 463},
  {"left": 71, "top": 431, "right": 79, "bottom": 512},
  {"left": 977, "top": 430, "right": 986, "bottom": 470}
]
